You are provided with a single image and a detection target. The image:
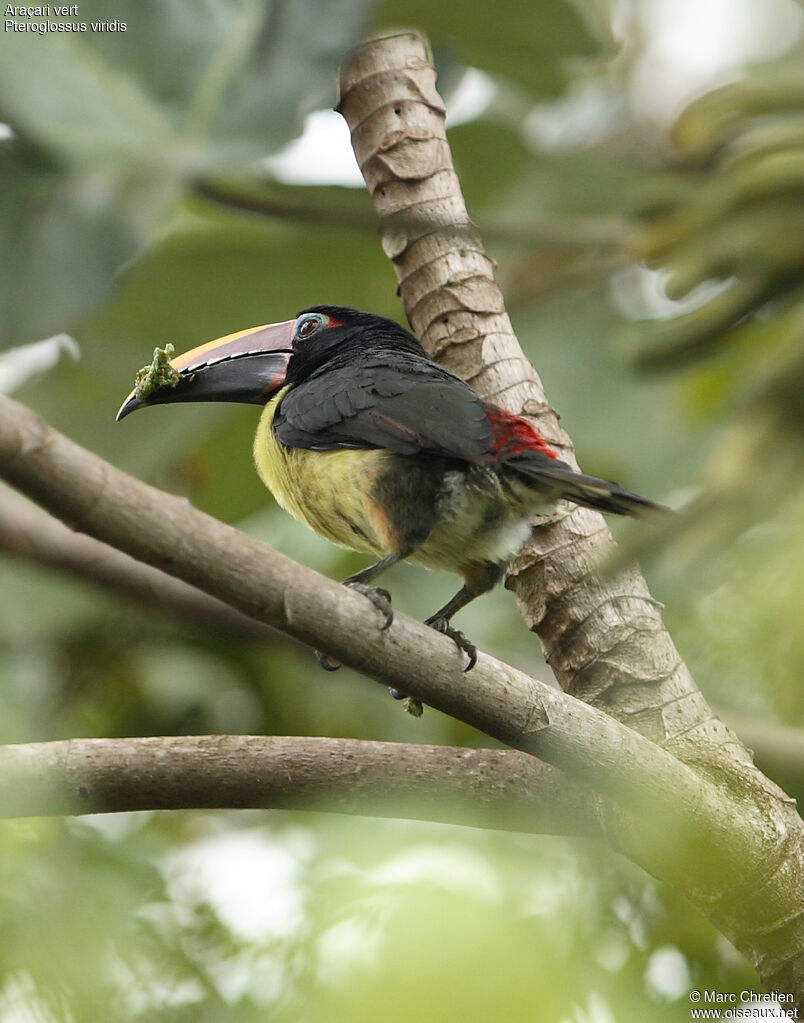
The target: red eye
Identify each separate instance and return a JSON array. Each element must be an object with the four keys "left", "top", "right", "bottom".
[{"left": 296, "top": 315, "right": 324, "bottom": 340}]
